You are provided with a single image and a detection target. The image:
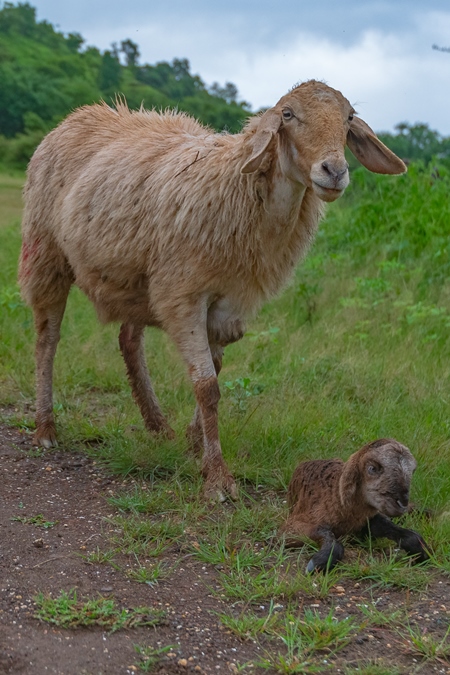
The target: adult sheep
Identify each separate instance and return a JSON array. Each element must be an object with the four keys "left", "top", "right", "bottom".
[{"left": 19, "top": 80, "right": 406, "bottom": 501}]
